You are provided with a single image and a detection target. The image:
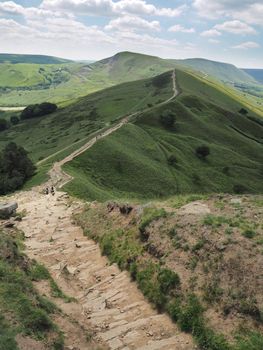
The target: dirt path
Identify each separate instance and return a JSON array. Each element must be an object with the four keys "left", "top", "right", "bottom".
[
  {"left": 6, "top": 71, "right": 194, "bottom": 349},
  {"left": 42, "top": 70, "right": 178, "bottom": 189},
  {"left": 0, "top": 106, "right": 25, "bottom": 111}
]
